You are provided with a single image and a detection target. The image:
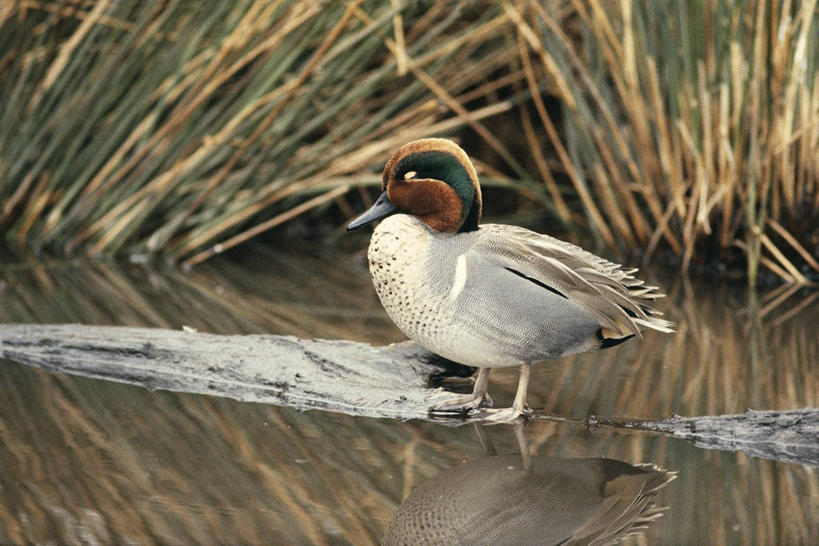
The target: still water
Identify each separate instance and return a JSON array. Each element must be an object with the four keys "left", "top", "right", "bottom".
[{"left": 0, "top": 241, "right": 816, "bottom": 544}]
